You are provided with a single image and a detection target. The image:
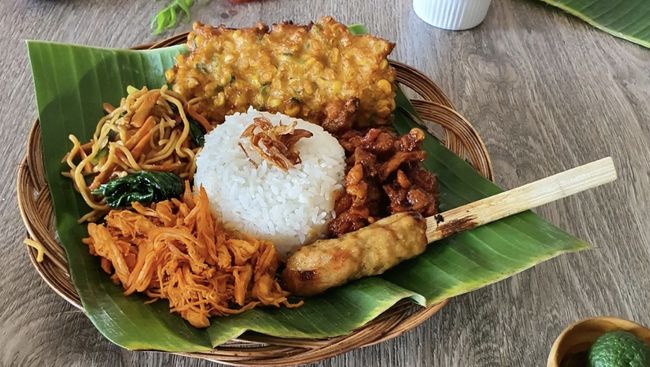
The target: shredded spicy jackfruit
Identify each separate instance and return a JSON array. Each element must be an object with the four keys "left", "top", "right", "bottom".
[{"left": 83, "top": 182, "right": 301, "bottom": 328}]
